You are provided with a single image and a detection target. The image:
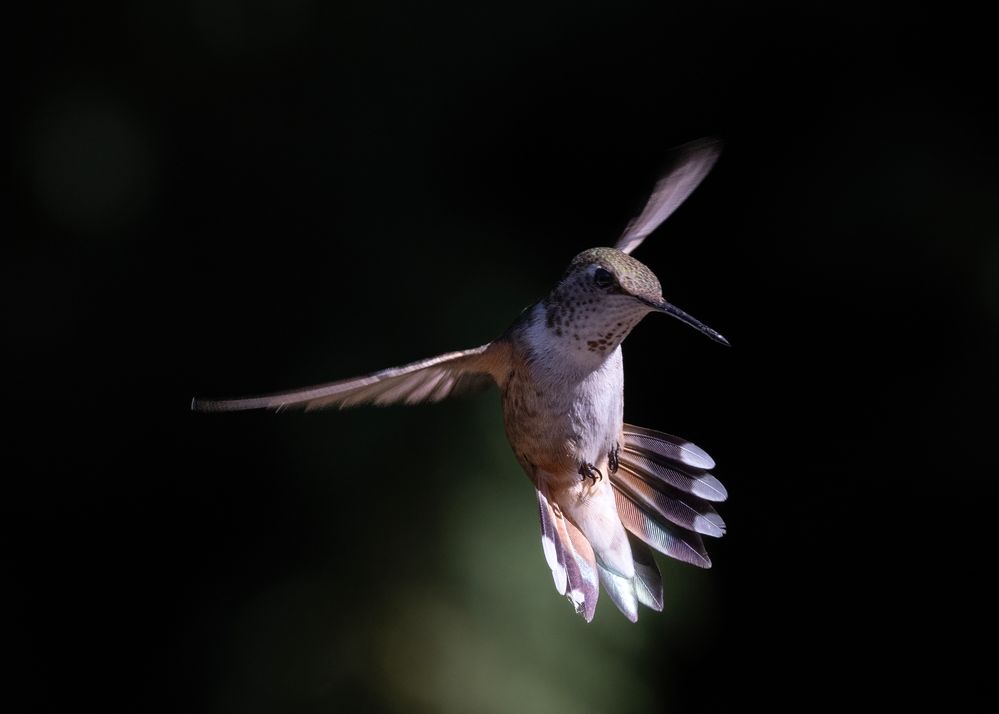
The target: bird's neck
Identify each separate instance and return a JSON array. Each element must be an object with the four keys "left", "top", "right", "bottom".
[{"left": 520, "top": 300, "right": 643, "bottom": 378}]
